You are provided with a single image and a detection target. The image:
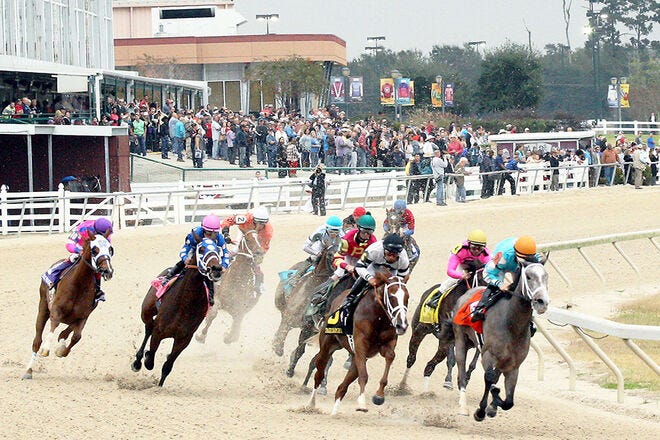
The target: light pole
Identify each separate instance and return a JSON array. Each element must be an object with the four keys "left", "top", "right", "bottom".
[
  {"left": 255, "top": 13, "right": 279, "bottom": 35},
  {"left": 342, "top": 66, "right": 350, "bottom": 120},
  {"left": 585, "top": 8, "right": 607, "bottom": 118},
  {"left": 391, "top": 69, "right": 400, "bottom": 122},
  {"left": 610, "top": 76, "right": 627, "bottom": 125},
  {"left": 435, "top": 74, "right": 444, "bottom": 116},
  {"left": 466, "top": 40, "right": 486, "bottom": 56},
  {"left": 365, "top": 36, "right": 386, "bottom": 56}
]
